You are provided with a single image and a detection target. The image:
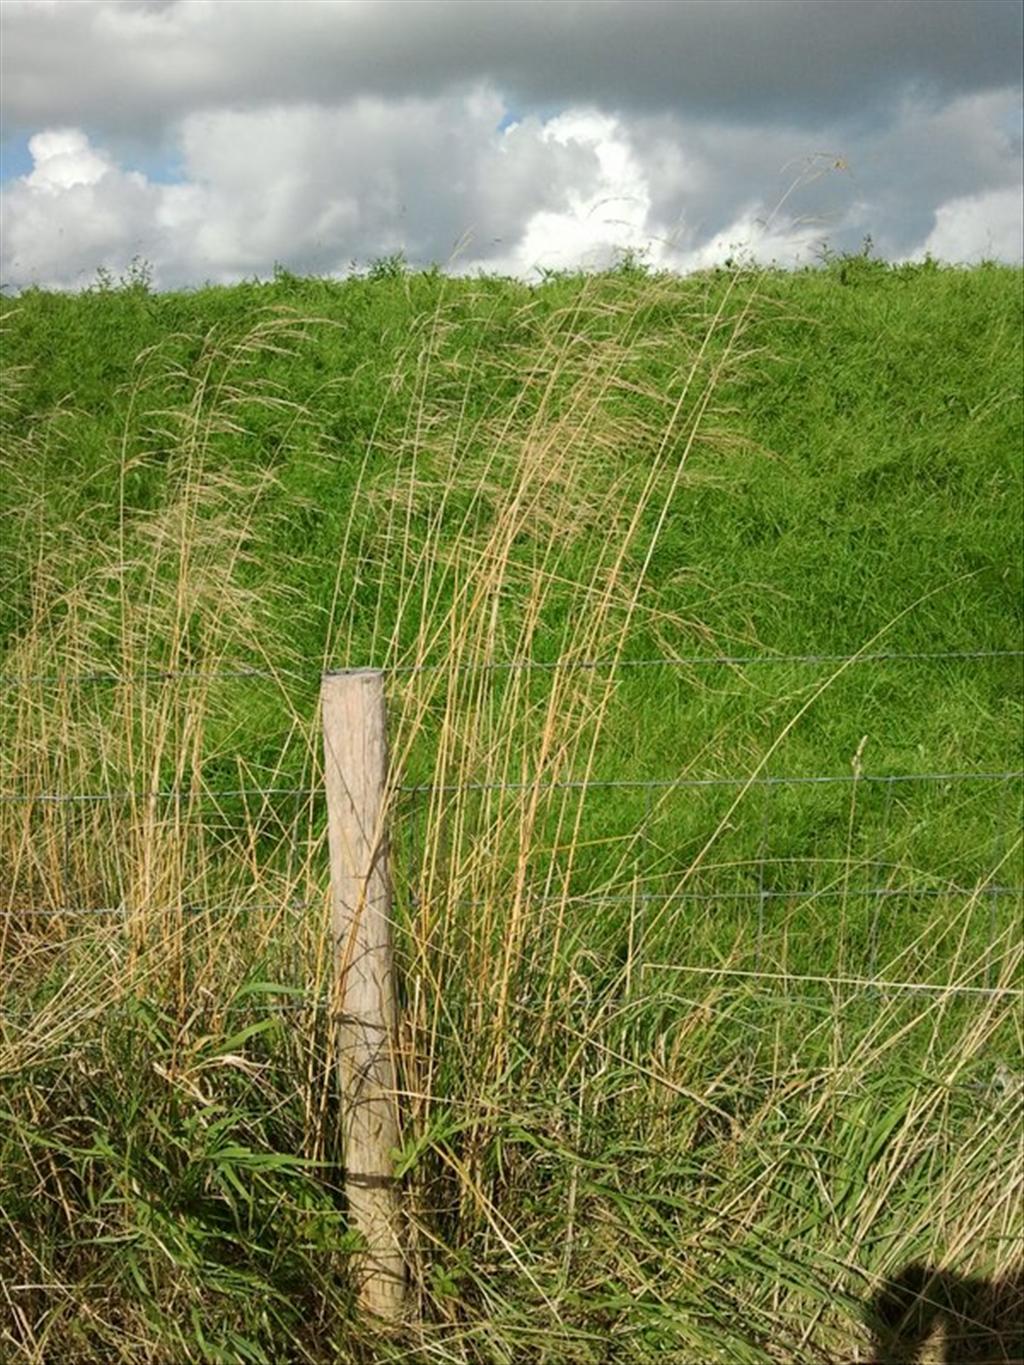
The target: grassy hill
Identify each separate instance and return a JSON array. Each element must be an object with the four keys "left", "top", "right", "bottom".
[{"left": 1, "top": 258, "right": 1021, "bottom": 1363}]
